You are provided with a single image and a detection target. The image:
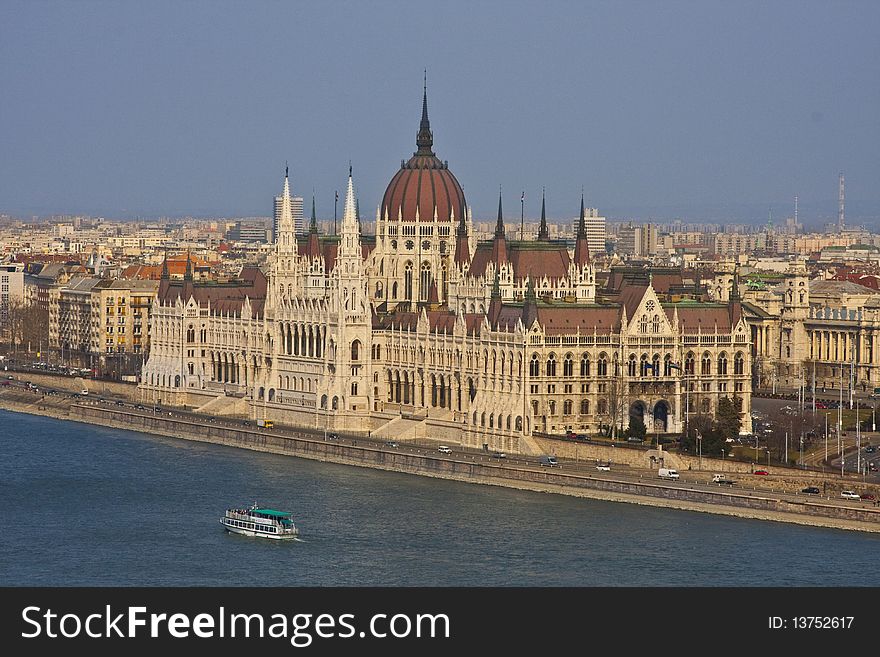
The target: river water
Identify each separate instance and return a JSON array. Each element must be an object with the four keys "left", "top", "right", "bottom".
[{"left": 1, "top": 410, "right": 878, "bottom": 586}]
